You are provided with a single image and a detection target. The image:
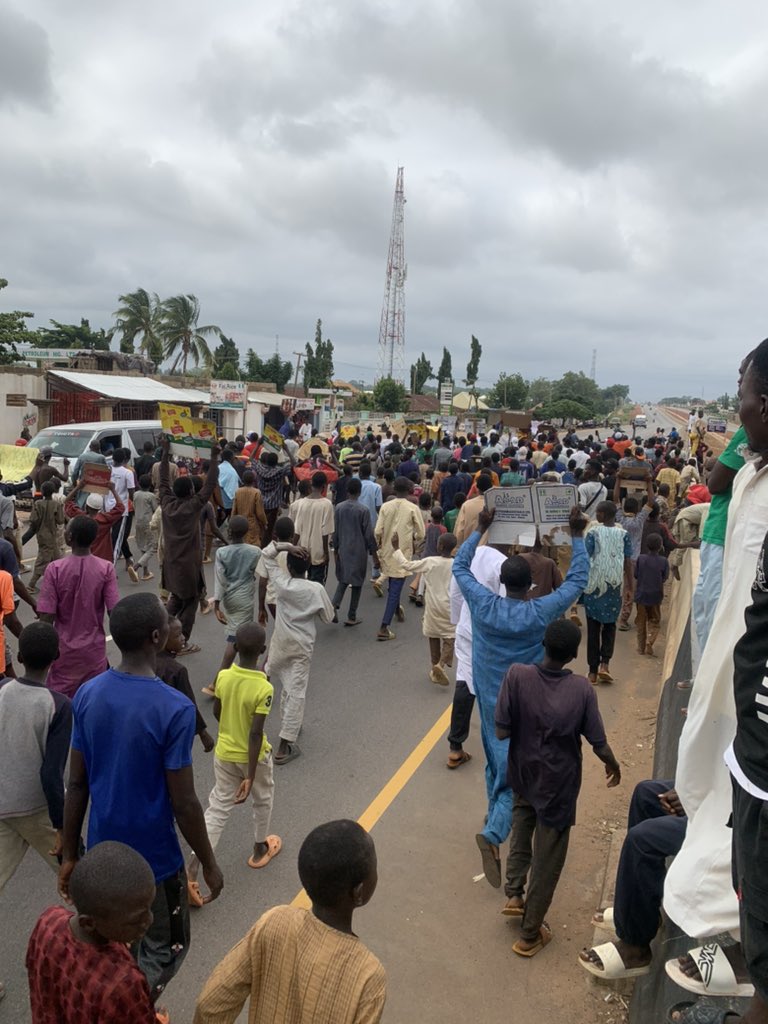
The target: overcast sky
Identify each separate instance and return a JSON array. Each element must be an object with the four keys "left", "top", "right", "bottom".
[{"left": 2, "top": 1, "right": 768, "bottom": 400}]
